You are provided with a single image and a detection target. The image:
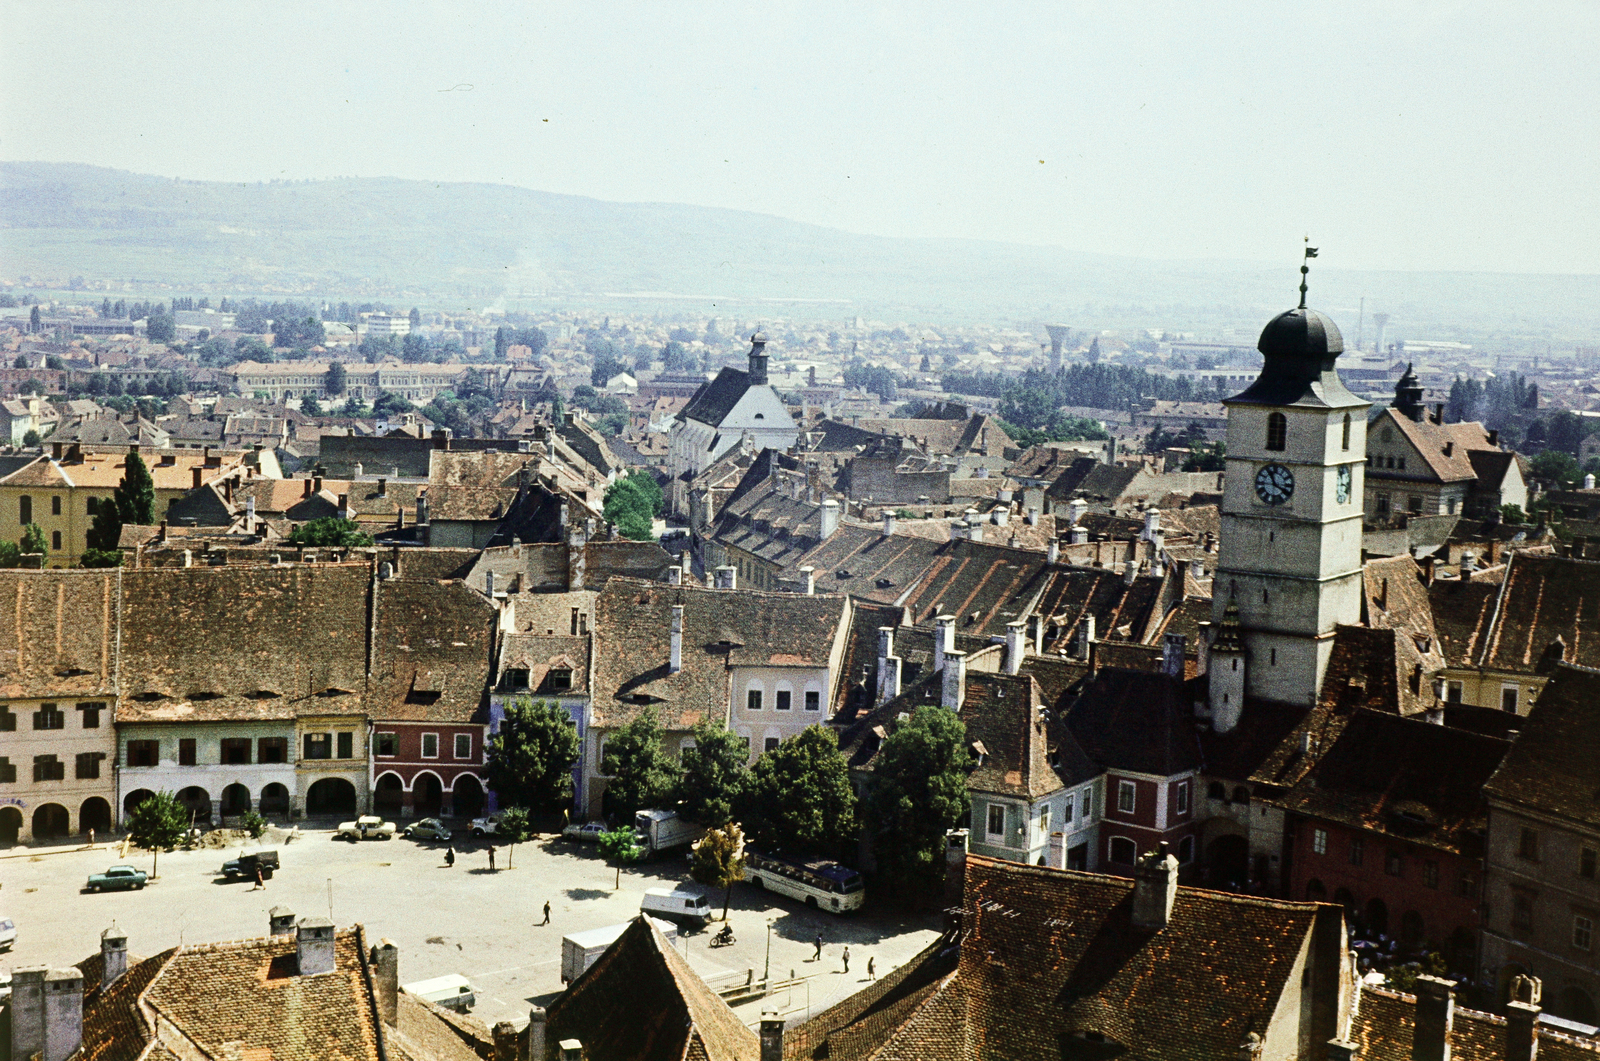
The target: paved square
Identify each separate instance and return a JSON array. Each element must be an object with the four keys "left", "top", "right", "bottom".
[{"left": 0, "top": 830, "right": 941, "bottom": 1028}]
